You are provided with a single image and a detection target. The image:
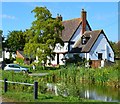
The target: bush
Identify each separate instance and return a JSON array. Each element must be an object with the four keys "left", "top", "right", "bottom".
[
  {"left": 4, "top": 58, "right": 15, "bottom": 64},
  {"left": 16, "top": 58, "right": 24, "bottom": 64}
]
